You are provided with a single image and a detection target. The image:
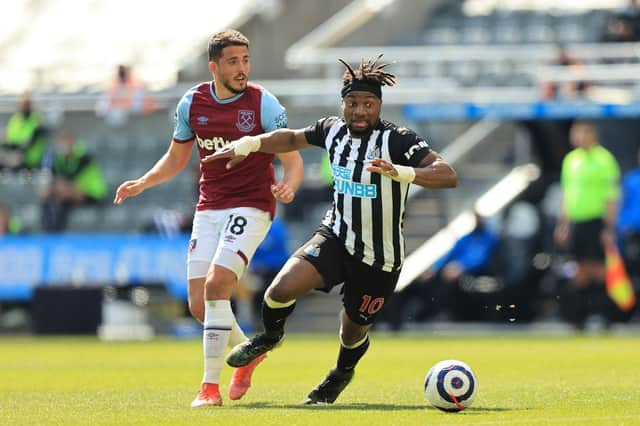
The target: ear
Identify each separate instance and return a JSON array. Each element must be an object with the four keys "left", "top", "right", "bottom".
[{"left": 208, "top": 61, "right": 217, "bottom": 75}]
